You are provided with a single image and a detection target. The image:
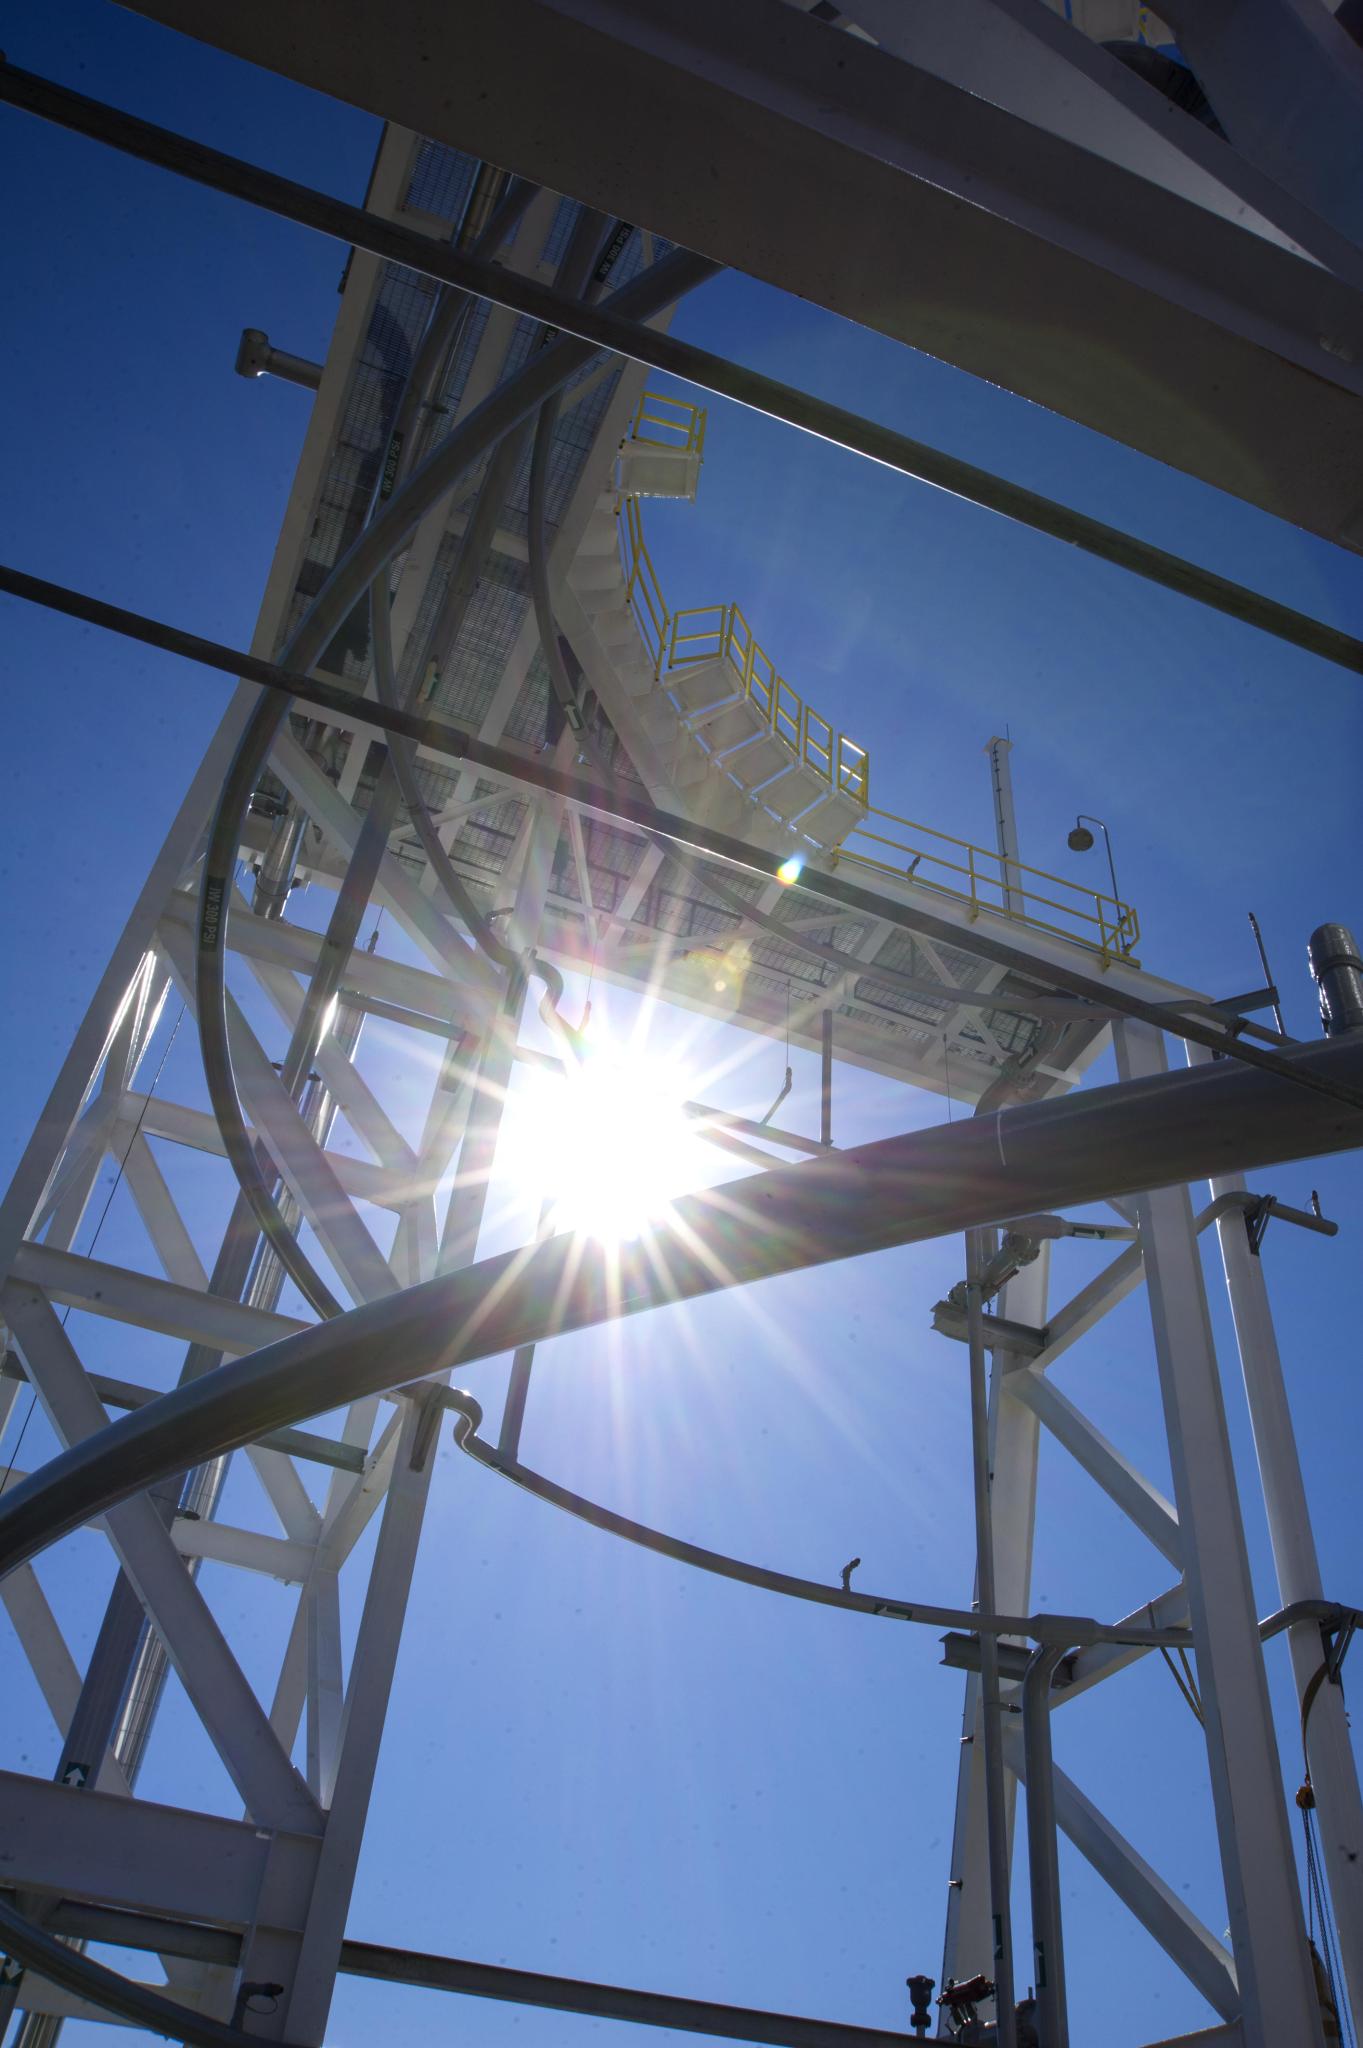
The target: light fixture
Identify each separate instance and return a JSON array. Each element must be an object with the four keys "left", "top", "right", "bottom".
[{"left": 1066, "top": 813, "right": 1131, "bottom": 952}]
